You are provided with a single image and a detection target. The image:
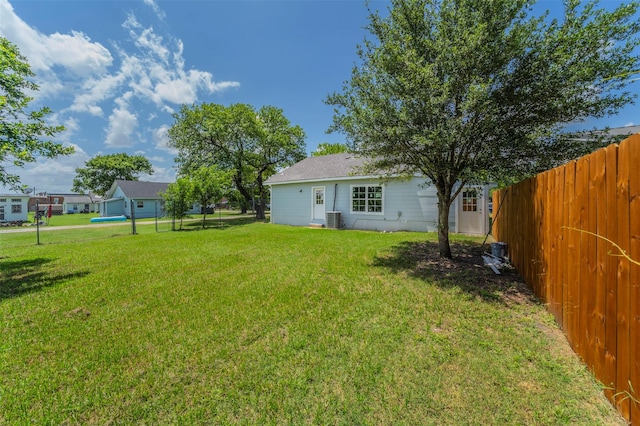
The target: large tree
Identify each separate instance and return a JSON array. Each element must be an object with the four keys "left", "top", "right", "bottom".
[
  {"left": 326, "top": 0, "right": 640, "bottom": 258},
  {"left": 168, "top": 103, "right": 306, "bottom": 219},
  {"left": 312, "top": 142, "right": 350, "bottom": 157},
  {"left": 0, "top": 37, "right": 73, "bottom": 188},
  {"left": 72, "top": 153, "right": 154, "bottom": 196}
]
